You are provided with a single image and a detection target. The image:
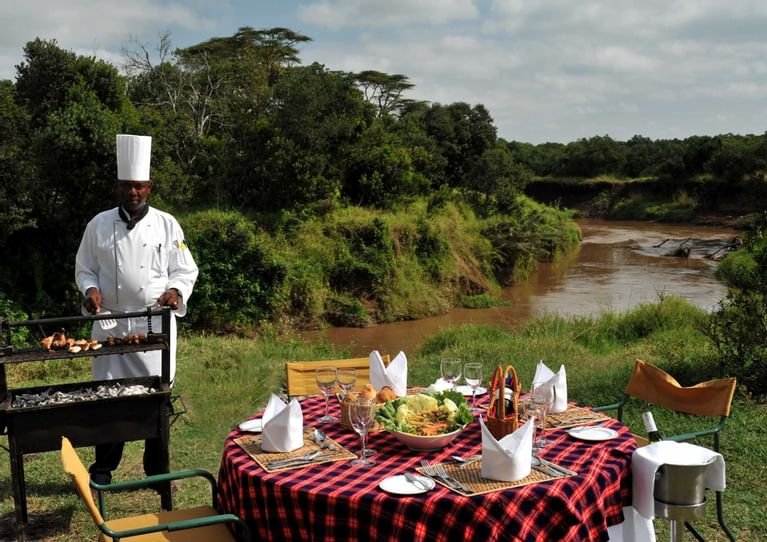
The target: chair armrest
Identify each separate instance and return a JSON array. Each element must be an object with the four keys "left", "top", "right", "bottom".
[
  {"left": 592, "top": 401, "right": 622, "bottom": 412},
  {"left": 665, "top": 427, "right": 718, "bottom": 443},
  {"left": 92, "top": 468, "right": 219, "bottom": 504},
  {"left": 100, "top": 512, "right": 249, "bottom": 540}
]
